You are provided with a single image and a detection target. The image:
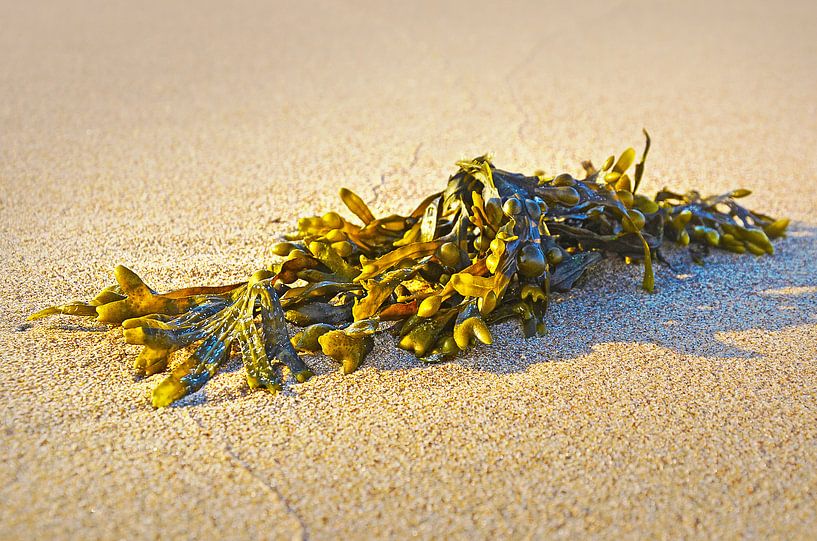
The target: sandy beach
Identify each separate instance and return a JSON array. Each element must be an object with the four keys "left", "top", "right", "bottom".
[{"left": 2, "top": 0, "right": 816, "bottom": 538}]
